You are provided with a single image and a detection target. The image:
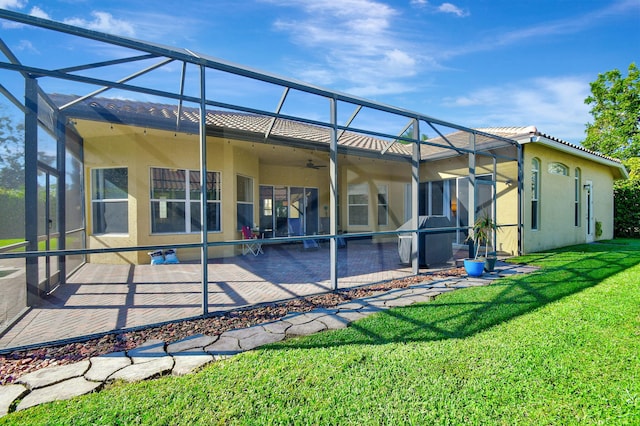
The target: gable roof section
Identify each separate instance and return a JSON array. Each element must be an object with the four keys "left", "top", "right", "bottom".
[{"left": 476, "top": 126, "right": 629, "bottom": 180}]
